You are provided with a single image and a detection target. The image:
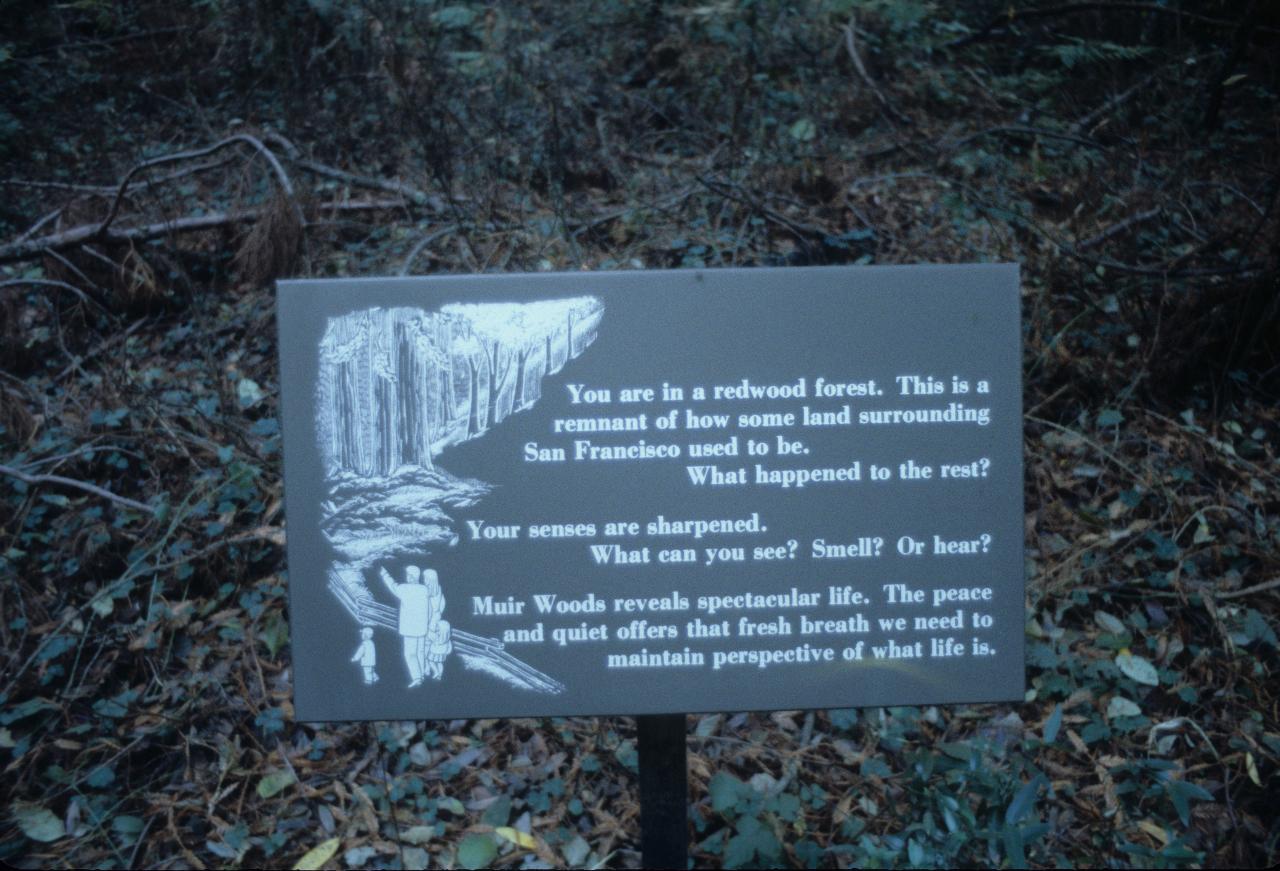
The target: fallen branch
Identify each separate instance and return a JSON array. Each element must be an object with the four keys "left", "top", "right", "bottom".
[
  {"left": 0, "top": 462, "right": 156, "bottom": 515},
  {"left": 1076, "top": 207, "right": 1161, "bottom": 250},
  {"left": 1213, "top": 577, "right": 1280, "bottom": 600},
  {"left": 96, "top": 133, "right": 301, "bottom": 238},
  {"left": 291, "top": 158, "right": 446, "bottom": 211},
  {"left": 262, "top": 132, "right": 446, "bottom": 211},
  {"left": 0, "top": 198, "right": 412, "bottom": 265}
]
